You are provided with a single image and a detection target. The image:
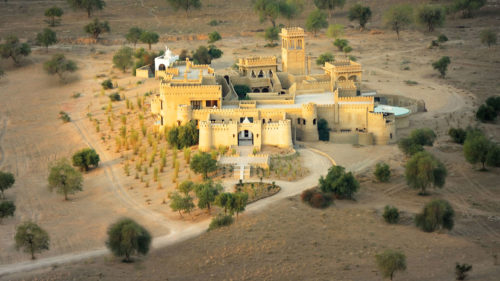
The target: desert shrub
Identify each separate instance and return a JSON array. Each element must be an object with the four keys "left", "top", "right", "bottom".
[
  {"left": 455, "top": 263, "right": 472, "bottom": 280},
  {"left": 208, "top": 214, "right": 233, "bottom": 231},
  {"left": 398, "top": 137, "right": 423, "bottom": 156},
  {"left": 84, "top": 18, "right": 110, "bottom": 39},
  {"left": 15, "top": 221, "right": 50, "bottom": 260},
  {"left": 453, "top": 0, "right": 487, "bottom": 18},
  {"left": 326, "top": 23, "right": 344, "bottom": 39},
  {"left": 43, "top": 54, "right": 77, "bottom": 82},
  {"left": 437, "top": 34, "right": 448, "bottom": 43},
  {"left": 383, "top": 205, "right": 399, "bottom": 224},
  {"left": 319, "top": 166, "right": 359, "bottom": 199},
  {"left": 59, "top": 111, "right": 71, "bottom": 123},
  {"left": 264, "top": 26, "right": 280, "bottom": 45},
  {"left": 463, "top": 132, "right": 495, "bottom": 170},
  {"left": 476, "top": 104, "right": 497, "bottom": 122},
  {"left": 374, "top": 162, "right": 391, "bottom": 182},
  {"left": 410, "top": 128, "right": 436, "bottom": 146},
  {"left": 301, "top": 188, "right": 332, "bottom": 209},
  {"left": 0, "top": 35, "right": 31, "bottom": 65},
  {"left": 383, "top": 4, "right": 413, "bottom": 40},
  {"left": 106, "top": 218, "right": 151, "bottom": 262},
  {"left": 486, "top": 144, "right": 500, "bottom": 167},
  {"left": 480, "top": 28, "right": 497, "bottom": 48},
  {"left": 485, "top": 96, "right": 500, "bottom": 111},
  {"left": 190, "top": 152, "right": 217, "bottom": 179},
  {"left": 432, "top": 56, "right": 451, "bottom": 78},
  {"left": 101, "top": 79, "right": 113, "bottom": 89},
  {"left": 0, "top": 171, "right": 15, "bottom": 199},
  {"left": 416, "top": 4, "right": 445, "bottom": 32},
  {"left": 48, "top": 158, "right": 83, "bottom": 200},
  {"left": 109, "top": 92, "right": 121, "bottom": 101},
  {"left": 208, "top": 31, "right": 221, "bottom": 43},
  {"left": 415, "top": 199, "right": 454, "bottom": 232},
  {"left": 305, "top": 9, "right": 328, "bottom": 36},
  {"left": 348, "top": 3, "right": 372, "bottom": 29},
  {"left": 316, "top": 53, "right": 334, "bottom": 65},
  {"left": 0, "top": 201, "right": 15, "bottom": 223},
  {"left": 448, "top": 128, "right": 467, "bottom": 144},
  {"left": 208, "top": 19, "right": 219, "bottom": 26}
]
